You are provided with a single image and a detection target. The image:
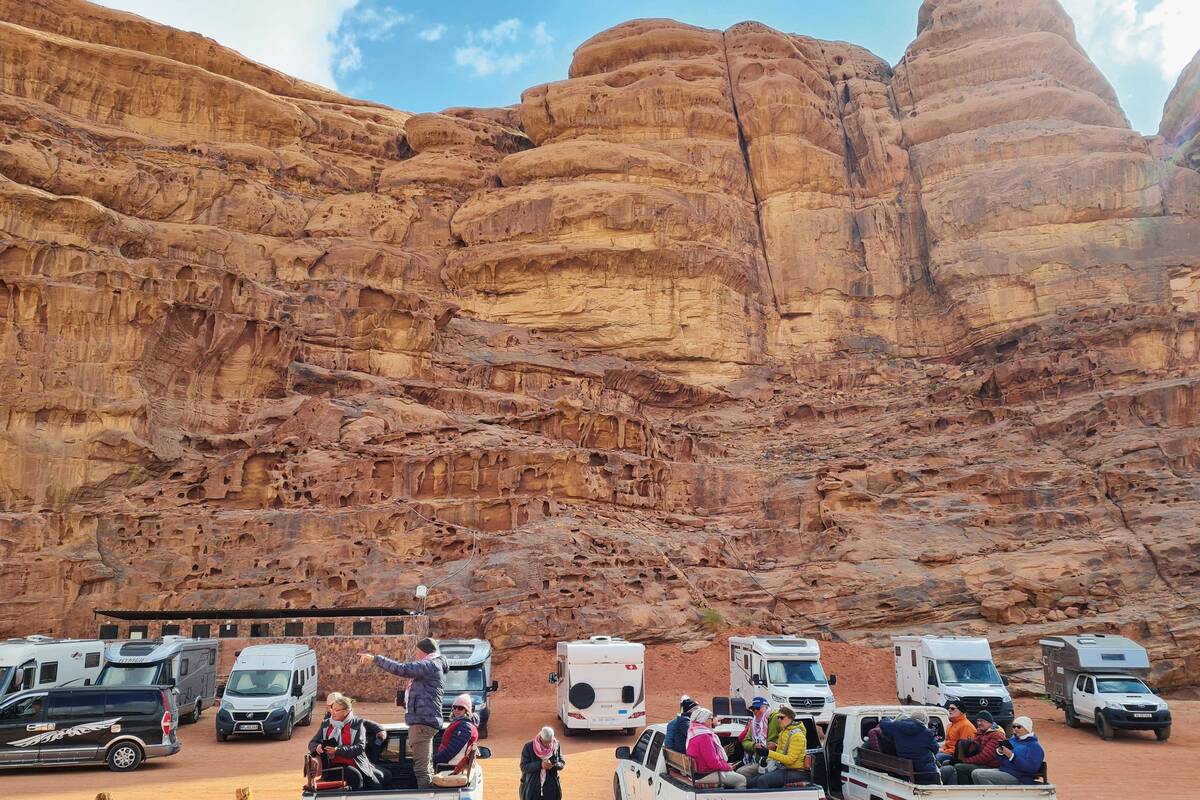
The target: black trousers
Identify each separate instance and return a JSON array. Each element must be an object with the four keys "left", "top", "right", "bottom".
[{"left": 321, "top": 766, "right": 364, "bottom": 791}]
